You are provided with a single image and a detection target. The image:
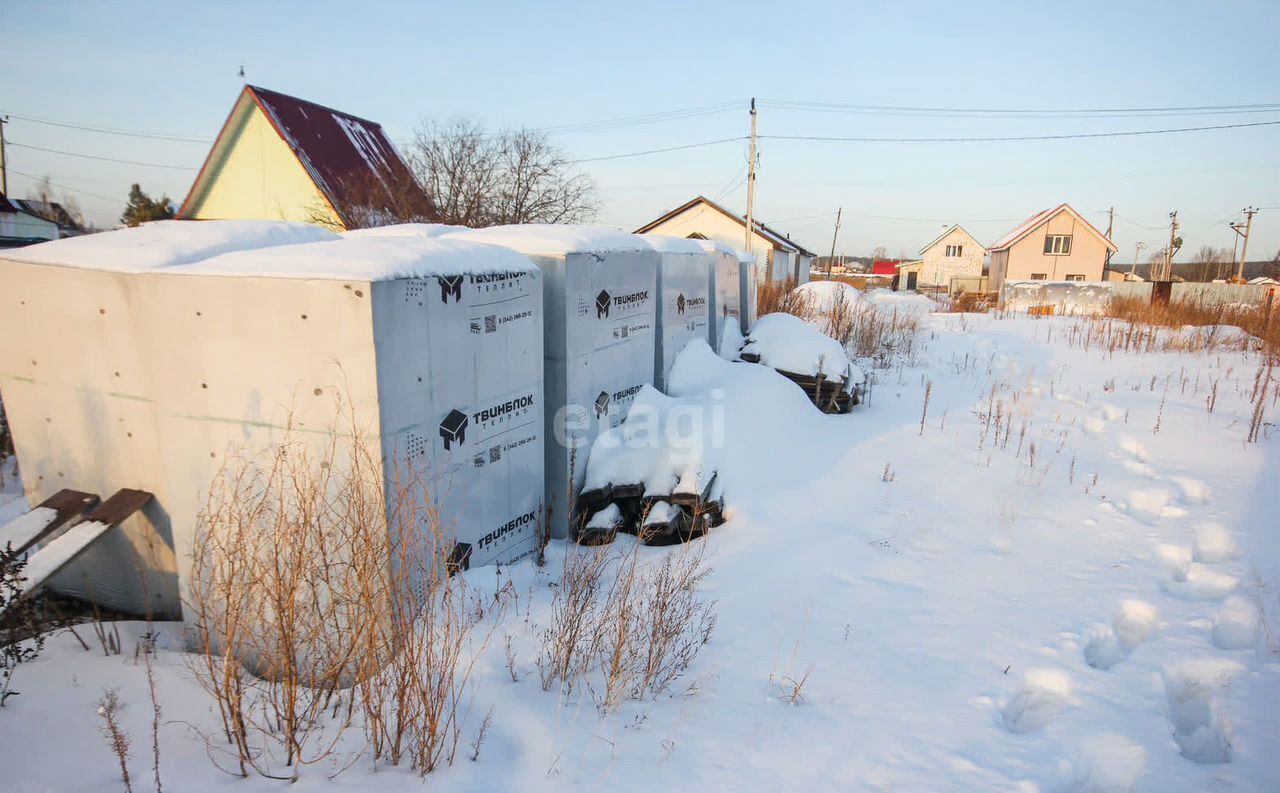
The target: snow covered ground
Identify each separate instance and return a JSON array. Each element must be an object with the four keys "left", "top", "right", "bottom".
[{"left": 2, "top": 308, "right": 1278, "bottom": 792}]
